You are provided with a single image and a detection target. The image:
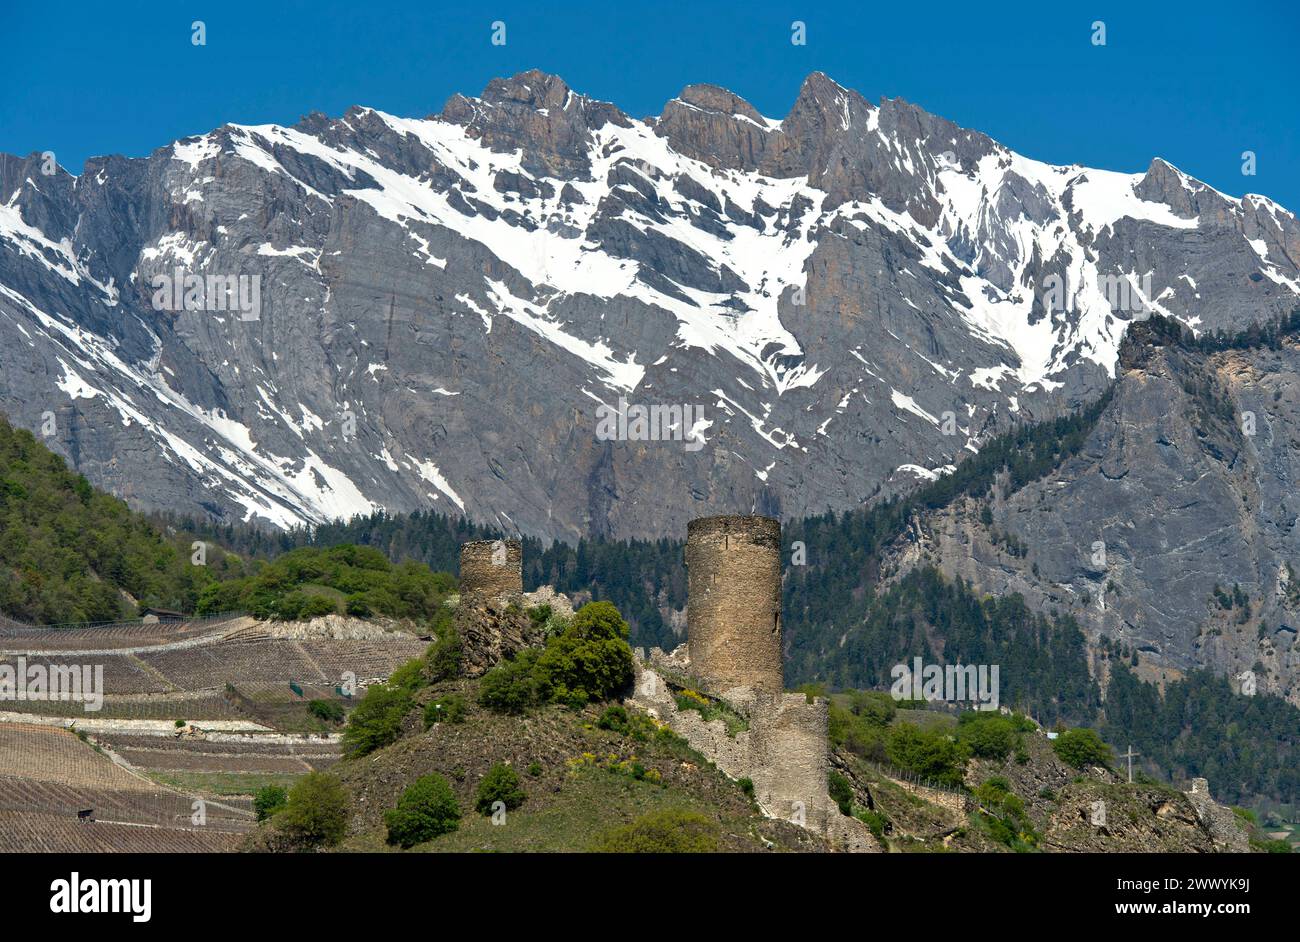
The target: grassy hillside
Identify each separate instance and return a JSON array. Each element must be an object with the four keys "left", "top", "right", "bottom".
[{"left": 0, "top": 413, "right": 243, "bottom": 623}]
